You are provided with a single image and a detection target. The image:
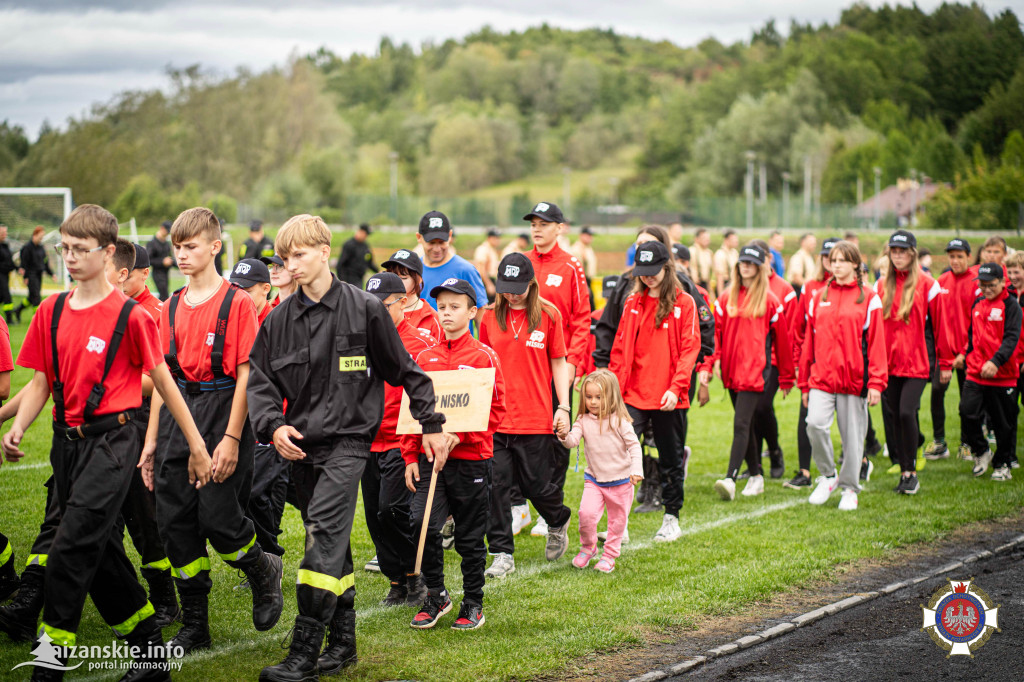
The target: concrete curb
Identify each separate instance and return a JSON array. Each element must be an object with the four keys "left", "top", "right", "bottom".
[{"left": 626, "top": 533, "right": 1024, "bottom": 681}]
